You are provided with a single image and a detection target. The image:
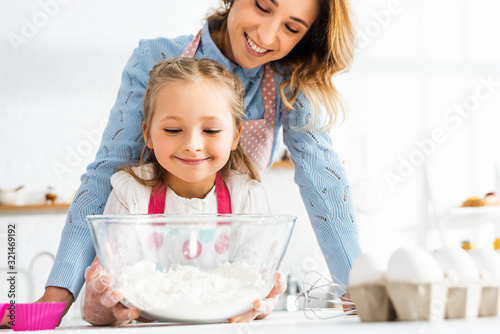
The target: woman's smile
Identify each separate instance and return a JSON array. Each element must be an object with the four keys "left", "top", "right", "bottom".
[
  {"left": 244, "top": 33, "right": 272, "bottom": 56},
  {"left": 220, "top": 0, "right": 319, "bottom": 69}
]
